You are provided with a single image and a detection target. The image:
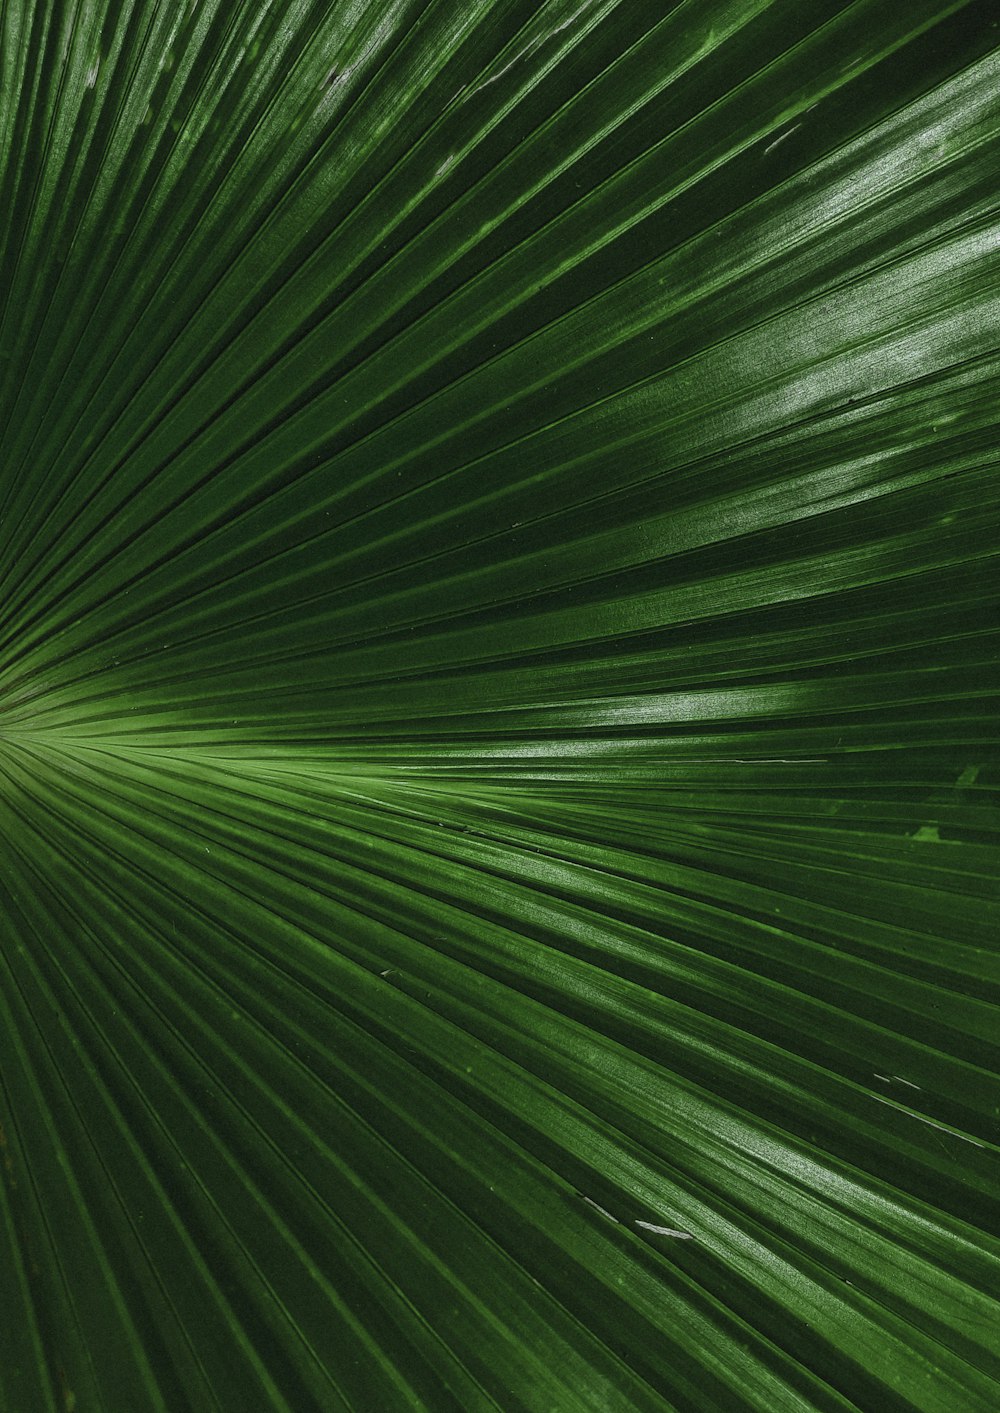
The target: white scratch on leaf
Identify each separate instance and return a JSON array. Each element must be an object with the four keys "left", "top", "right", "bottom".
[
  {"left": 763, "top": 123, "right": 801, "bottom": 155},
  {"left": 871, "top": 1096, "right": 985, "bottom": 1148},
  {"left": 636, "top": 1220, "right": 693, "bottom": 1239},
  {"left": 581, "top": 1195, "right": 619, "bottom": 1223}
]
